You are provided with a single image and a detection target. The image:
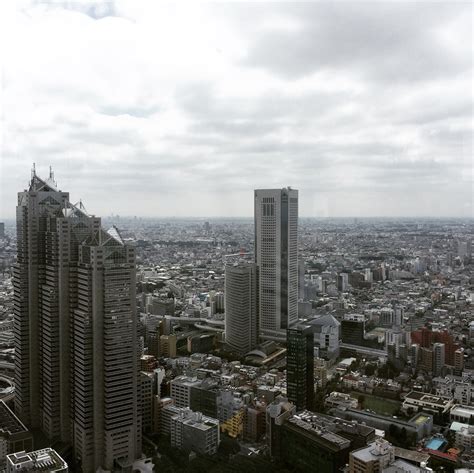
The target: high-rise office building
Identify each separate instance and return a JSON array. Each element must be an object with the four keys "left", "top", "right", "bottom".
[
  {"left": 254, "top": 188, "right": 298, "bottom": 342},
  {"left": 224, "top": 262, "right": 259, "bottom": 354},
  {"left": 13, "top": 169, "right": 141, "bottom": 472},
  {"left": 341, "top": 314, "right": 365, "bottom": 346},
  {"left": 0, "top": 222, "right": 5, "bottom": 238},
  {"left": 337, "top": 273, "right": 349, "bottom": 292},
  {"left": 286, "top": 325, "right": 314, "bottom": 411},
  {"left": 432, "top": 342, "right": 445, "bottom": 376},
  {"left": 454, "top": 348, "right": 464, "bottom": 376}
]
